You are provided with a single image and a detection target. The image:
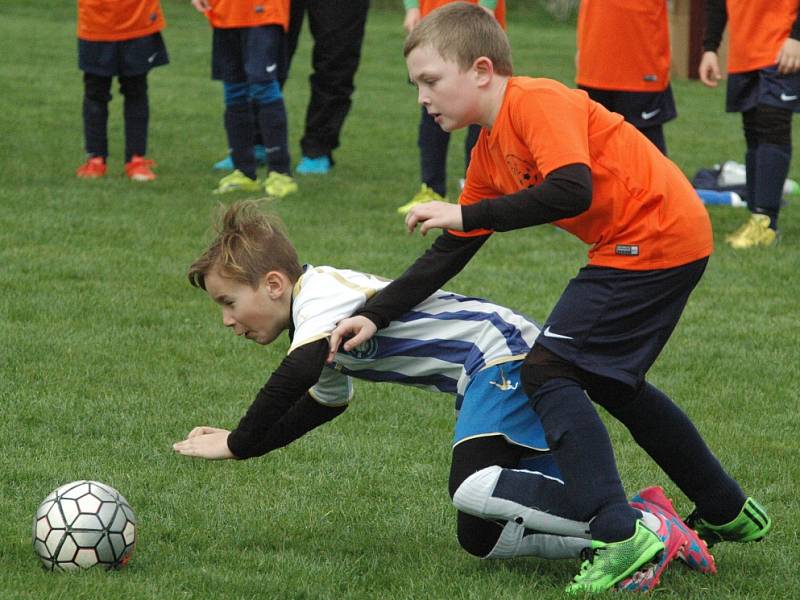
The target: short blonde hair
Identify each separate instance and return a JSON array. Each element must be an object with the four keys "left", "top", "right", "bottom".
[
  {"left": 403, "top": 2, "right": 513, "bottom": 76},
  {"left": 188, "top": 201, "right": 302, "bottom": 290}
]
